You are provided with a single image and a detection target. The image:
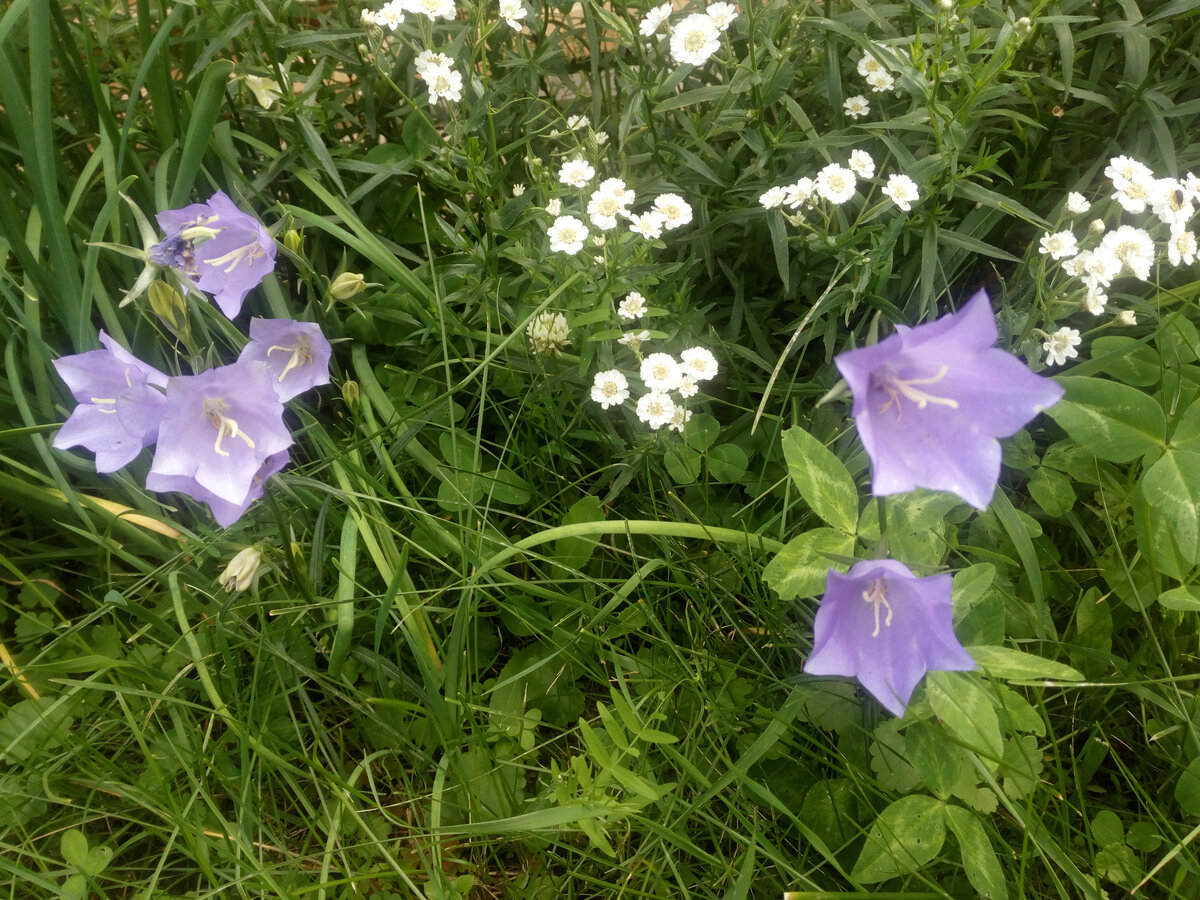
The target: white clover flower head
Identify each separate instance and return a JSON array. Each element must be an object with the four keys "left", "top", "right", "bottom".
[
  {"left": 1117, "top": 309, "right": 1137, "bottom": 326},
  {"left": 1151, "top": 178, "right": 1195, "bottom": 233},
  {"left": 558, "top": 156, "right": 595, "bottom": 189},
  {"left": 547, "top": 215, "right": 588, "bottom": 254},
  {"left": 499, "top": 0, "right": 526, "bottom": 29},
  {"left": 511, "top": 183, "right": 526, "bottom": 197},
  {"left": 618, "top": 329, "right": 651, "bottom": 349},
  {"left": 1099, "top": 225, "right": 1155, "bottom": 280},
  {"left": 640, "top": 2, "right": 673, "bottom": 37},
  {"left": 1083, "top": 284, "right": 1108, "bottom": 316},
  {"left": 527, "top": 311, "right": 571, "bottom": 355},
  {"left": 848, "top": 150, "right": 876, "bottom": 179},
  {"left": 591, "top": 369, "right": 630, "bottom": 408},
  {"left": 414, "top": 50, "right": 451, "bottom": 80},
  {"left": 816, "top": 164, "right": 857, "bottom": 205},
  {"left": 669, "top": 13, "right": 721, "bottom": 66},
  {"left": 759, "top": 186, "right": 786, "bottom": 209},
  {"left": 1039, "top": 230, "right": 1078, "bottom": 261},
  {"left": 680, "top": 346, "right": 718, "bottom": 381},
  {"left": 705, "top": 2, "right": 738, "bottom": 30},
  {"left": 866, "top": 70, "right": 895, "bottom": 92},
  {"left": 405, "top": 0, "right": 457, "bottom": 21},
  {"left": 545, "top": 198, "right": 563, "bottom": 216},
  {"left": 668, "top": 406, "right": 693, "bottom": 431},
  {"left": 641, "top": 352, "right": 683, "bottom": 391},
  {"left": 1043, "top": 327, "right": 1081, "bottom": 366},
  {"left": 618, "top": 291, "right": 648, "bottom": 320},
  {"left": 566, "top": 113, "right": 590, "bottom": 131},
  {"left": 653, "top": 193, "right": 693, "bottom": 230},
  {"left": 1065, "top": 192, "right": 1091, "bottom": 215},
  {"left": 425, "top": 62, "right": 463, "bottom": 104},
  {"left": 882, "top": 173, "right": 920, "bottom": 211},
  {"left": 1083, "top": 247, "right": 1120, "bottom": 287},
  {"left": 784, "top": 177, "right": 816, "bottom": 210},
  {"left": 1169, "top": 230, "right": 1197, "bottom": 267},
  {"left": 242, "top": 74, "right": 283, "bottom": 109},
  {"left": 843, "top": 95, "right": 870, "bottom": 119},
  {"left": 636, "top": 391, "right": 677, "bottom": 429},
  {"left": 629, "top": 210, "right": 667, "bottom": 239}
]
